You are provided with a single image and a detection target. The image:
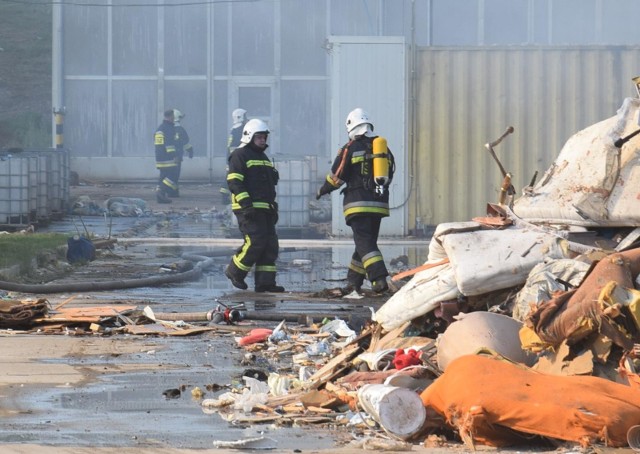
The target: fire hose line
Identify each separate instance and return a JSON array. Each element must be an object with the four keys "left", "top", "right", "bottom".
[
  {"left": 0, "top": 246, "right": 305, "bottom": 295},
  {"left": 0, "top": 256, "right": 215, "bottom": 295}
]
